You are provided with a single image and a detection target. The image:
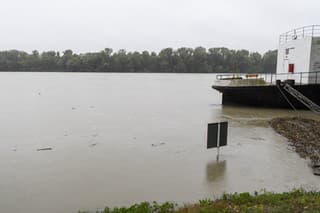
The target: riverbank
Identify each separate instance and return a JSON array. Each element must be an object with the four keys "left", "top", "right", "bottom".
[
  {"left": 79, "top": 190, "right": 320, "bottom": 212},
  {"left": 270, "top": 117, "right": 320, "bottom": 175}
]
